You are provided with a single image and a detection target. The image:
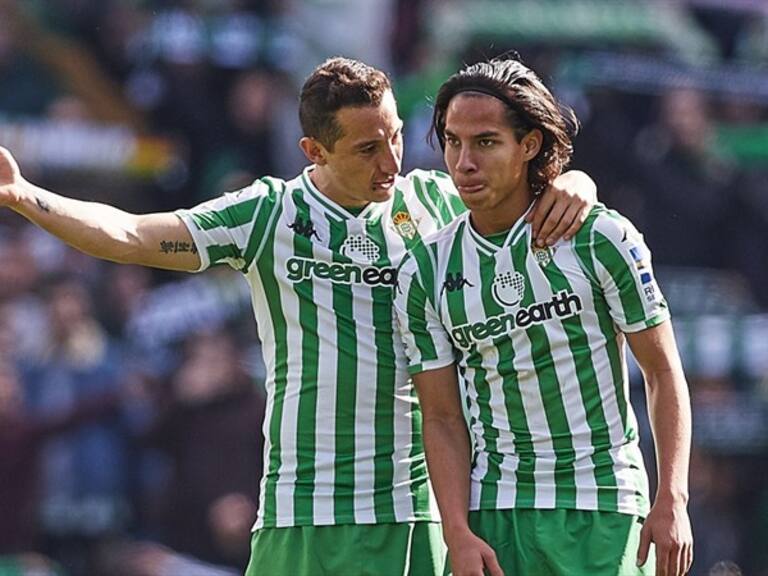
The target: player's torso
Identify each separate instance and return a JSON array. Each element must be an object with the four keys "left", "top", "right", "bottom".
[
  {"left": 427, "top": 213, "right": 647, "bottom": 514},
  {"left": 250, "top": 168, "right": 463, "bottom": 527}
]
